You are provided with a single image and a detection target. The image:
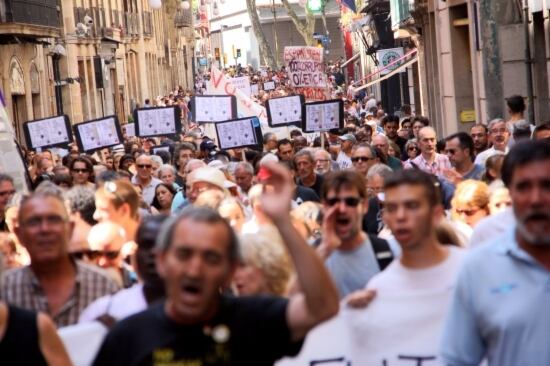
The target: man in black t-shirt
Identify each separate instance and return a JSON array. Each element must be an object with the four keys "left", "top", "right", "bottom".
[{"left": 93, "top": 162, "right": 339, "bottom": 366}]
